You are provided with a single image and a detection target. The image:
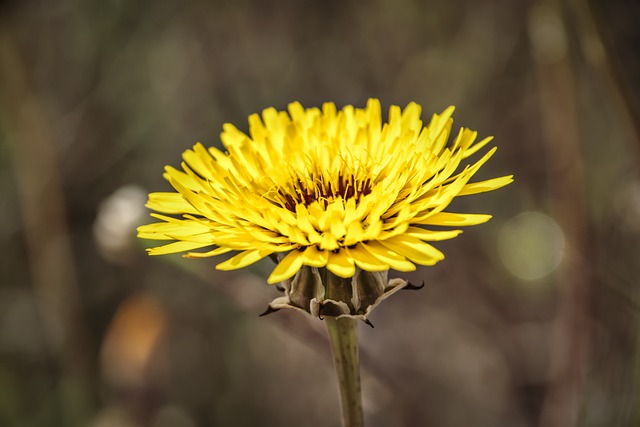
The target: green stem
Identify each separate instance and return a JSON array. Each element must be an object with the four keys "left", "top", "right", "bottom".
[{"left": 325, "top": 316, "right": 364, "bottom": 427}]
